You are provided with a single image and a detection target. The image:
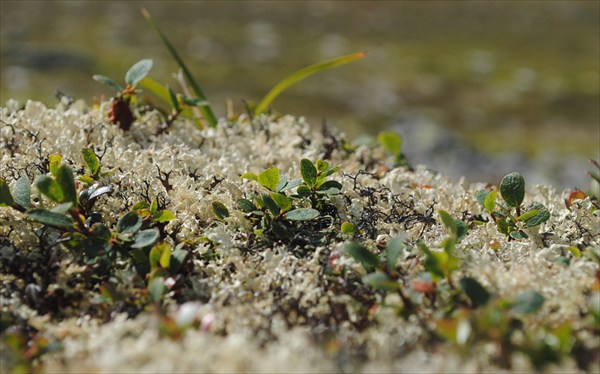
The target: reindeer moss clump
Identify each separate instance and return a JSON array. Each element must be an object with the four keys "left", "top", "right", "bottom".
[{"left": 1, "top": 100, "right": 598, "bottom": 373}]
